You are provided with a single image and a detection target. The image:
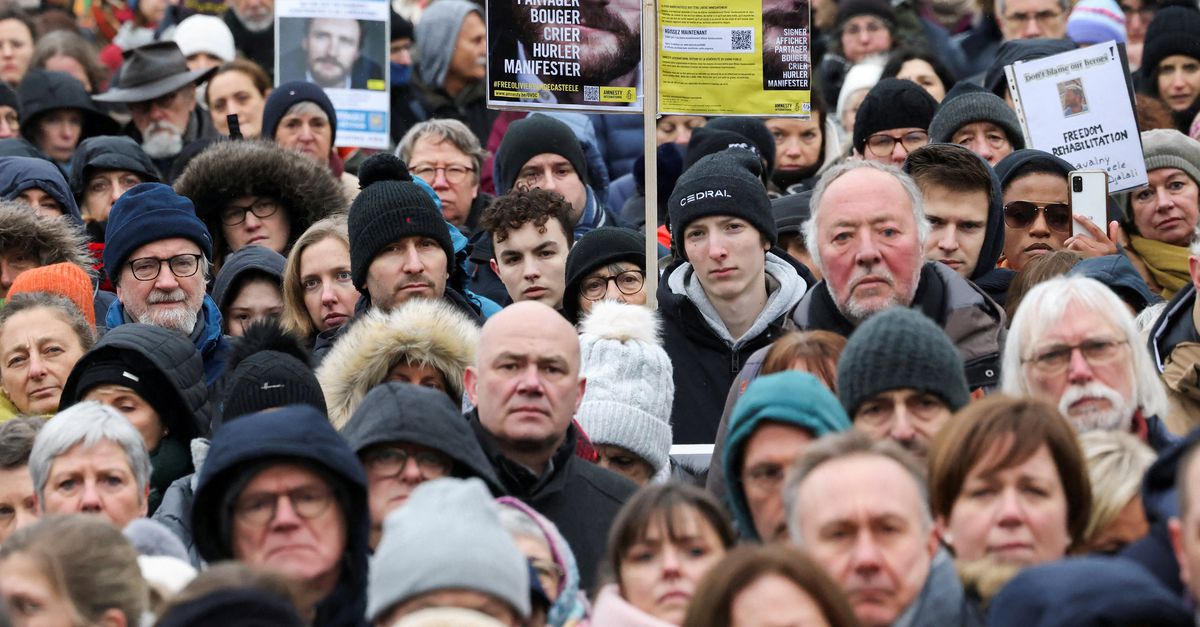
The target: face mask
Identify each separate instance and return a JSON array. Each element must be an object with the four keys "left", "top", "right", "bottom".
[{"left": 390, "top": 62, "right": 412, "bottom": 86}]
